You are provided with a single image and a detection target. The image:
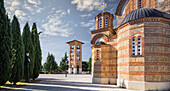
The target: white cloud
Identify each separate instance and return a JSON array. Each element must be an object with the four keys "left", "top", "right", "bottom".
[
  {"left": 4, "top": 0, "right": 29, "bottom": 21},
  {"left": 12, "top": 0, "right": 21, "bottom": 7},
  {"left": 81, "top": 19, "right": 95, "bottom": 30},
  {"left": 42, "top": 9, "right": 73, "bottom": 37},
  {"left": 28, "top": 0, "right": 41, "bottom": 5},
  {"left": 15, "top": 10, "right": 27, "bottom": 20},
  {"left": 24, "top": 3, "right": 34, "bottom": 11},
  {"left": 4, "top": 0, "right": 21, "bottom": 13},
  {"left": 81, "top": 19, "right": 95, "bottom": 27},
  {"left": 71, "top": 0, "right": 103, "bottom": 11},
  {"left": 80, "top": 13, "right": 92, "bottom": 18},
  {"left": 68, "top": 9, "right": 70, "bottom": 14},
  {"left": 23, "top": 1, "right": 44, "bottom": 14}
]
